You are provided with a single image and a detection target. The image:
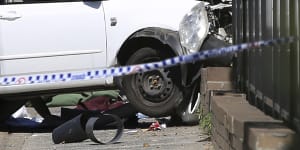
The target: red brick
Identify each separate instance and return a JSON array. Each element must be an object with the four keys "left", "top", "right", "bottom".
[
  {"left": 229, "top": 134, "right": 244, "bottom": 150},
  {"left": 212, "top": 139, "right": 223, "bottom": 150},
  {"left": 205, "top": 67, "right": 233, "bottom": 82},
  {"left": 212, "top": 115, "right": 230, "bottom": 141},
  {"left": 200, "top": 94, "right": 210, "bottom": 115},
  {"left": 212, "top": 114, "right": 244, "bottom": 150},
  {"left": 211, "top": 95, "right": 249, "bottom": 124},
  {"left": 201, "top": 92, "right": 246, "bottom": 116},
  {"left": 211, "top": 95, "right": 282, "bottom": 139},
  {"left": 200, "top": 68, "right": 207, "bottom": 94},
  {"left": 200, "top": 67, "right": 234, "bottom": 94},
  {"left": 207, "top": 81, "right": 233, "bottom": 91},
  {"left": 226, "top": 108, "right": 279, "bottom": 138},
  {"left": 212, "top": 127, "right": 230, "bottom": 150},
  {"left": 247, "top": 127, "right": 295, "bottom": 150}
]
